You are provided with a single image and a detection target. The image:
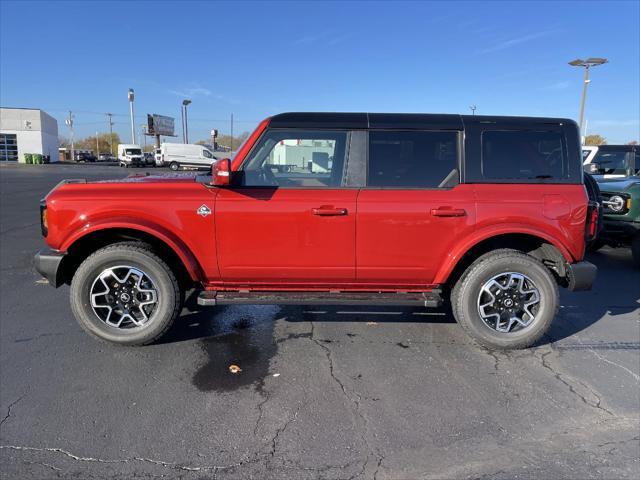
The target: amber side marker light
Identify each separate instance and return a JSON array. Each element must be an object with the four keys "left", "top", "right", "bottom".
[{"left": 40, "top": 199, "right": 48, "bottom": 236}]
